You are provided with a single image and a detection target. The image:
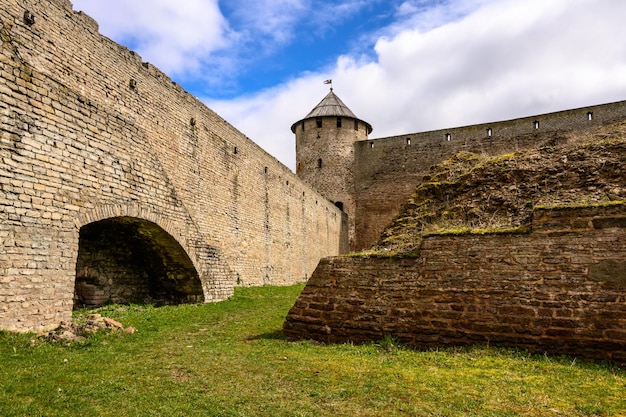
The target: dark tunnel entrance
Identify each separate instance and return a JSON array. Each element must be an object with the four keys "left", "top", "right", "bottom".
[{"left": 74, "top": 217, "right": 204, "bottom": 309}]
